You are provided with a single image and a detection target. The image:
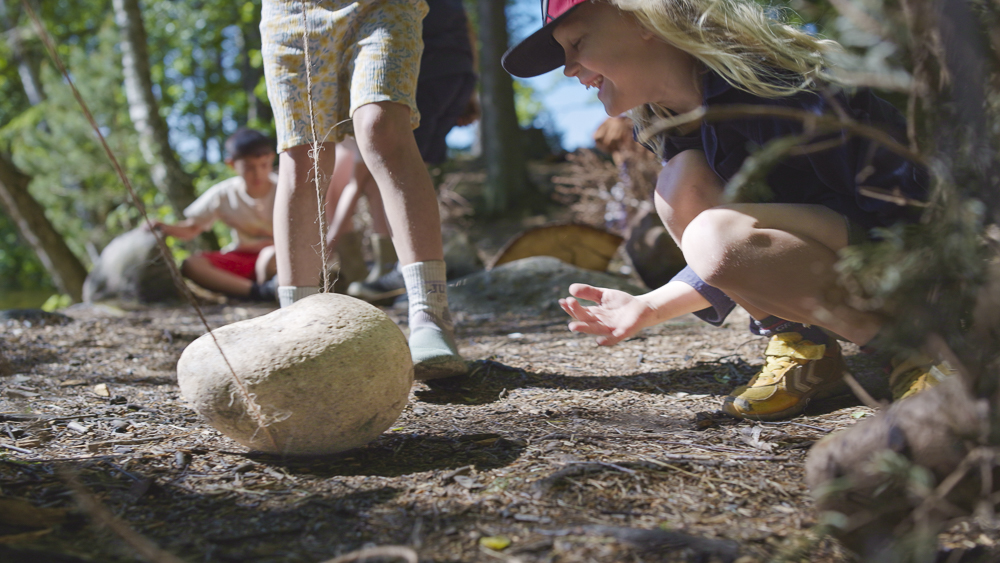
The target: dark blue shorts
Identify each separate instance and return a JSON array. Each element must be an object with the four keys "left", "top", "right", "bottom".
[{"left": 413, "top": 72, "right": 477, "bottom": 165}]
